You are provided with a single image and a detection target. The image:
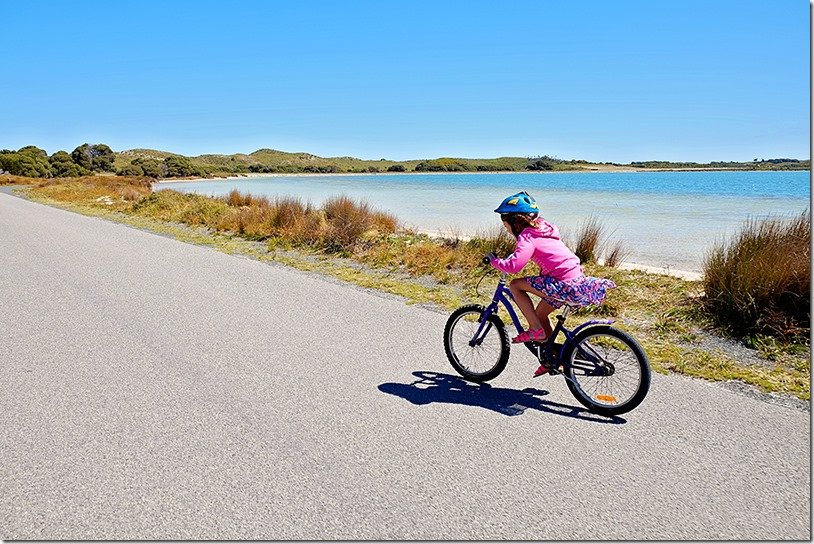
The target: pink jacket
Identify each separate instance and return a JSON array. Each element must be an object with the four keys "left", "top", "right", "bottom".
[{"left": 490, "top": 219, "right": 583, "bottom": 281}]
